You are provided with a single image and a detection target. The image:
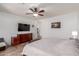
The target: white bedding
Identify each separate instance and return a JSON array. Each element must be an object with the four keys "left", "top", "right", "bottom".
[{"left": 22, "top": 38, "right": 79, "bottom": 56}]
